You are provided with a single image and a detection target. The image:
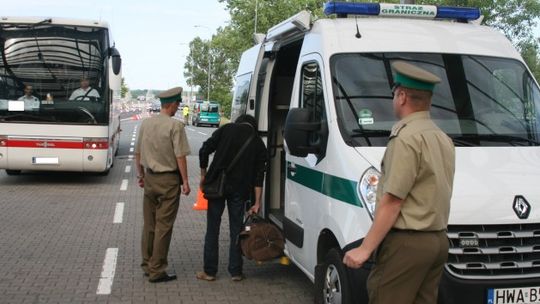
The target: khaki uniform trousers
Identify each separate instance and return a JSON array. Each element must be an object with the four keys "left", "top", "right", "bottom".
[
  {"left": 140, "top": 171, "right": 181, "bottom": 280},
  {"left": 367, "top": 230, "right": 449, "bottom": 304}
]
